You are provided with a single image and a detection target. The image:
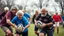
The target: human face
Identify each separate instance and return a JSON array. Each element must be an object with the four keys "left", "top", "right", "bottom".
[
  {"left": 17, "top": 13, "right": 23, "bottom": 19},
  {"left": 12, "top": 9, "right": 17, "bottom": 15},
  {"left": 4, "top": 10, "right": 9, "bottom": 13},
  {"left": 35, "top": 10, "right": 39, "bottom": 15},
  {"left": 41, "top": 9, "right": 47, "bottom": 15},
  {"left": 56, "top": 12, "right": 58, "bottom": 15}
]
